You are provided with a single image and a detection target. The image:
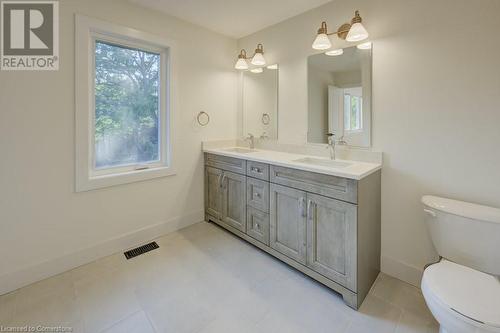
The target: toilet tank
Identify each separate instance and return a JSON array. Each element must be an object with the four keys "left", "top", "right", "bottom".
[{"left": 422, "top": 195, "right": 500, "bottom": 276}]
